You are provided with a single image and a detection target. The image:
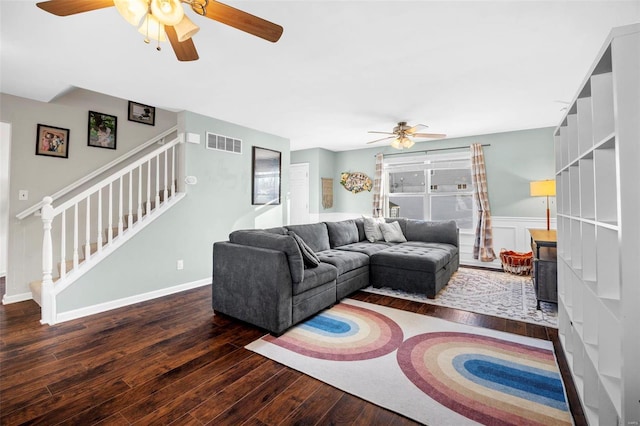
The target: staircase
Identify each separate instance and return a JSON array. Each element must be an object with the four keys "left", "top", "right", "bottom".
[{"left": 20, "top": 128, "right": 186, "bottom": 325}]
